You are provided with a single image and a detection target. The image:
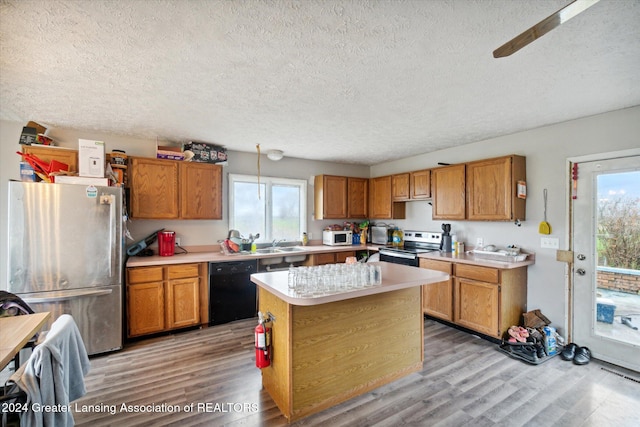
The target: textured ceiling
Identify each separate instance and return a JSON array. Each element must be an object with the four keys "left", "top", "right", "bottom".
[{"left": 1, "top": 0, "right": 639, "bottom": 165}]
